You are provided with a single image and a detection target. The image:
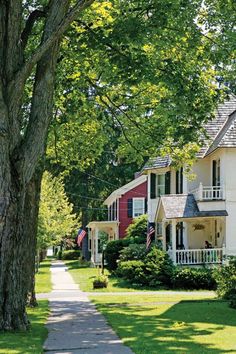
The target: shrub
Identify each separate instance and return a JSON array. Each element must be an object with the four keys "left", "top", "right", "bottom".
[
  {"left": 116, "top": 260, "right": 147, "bottom": 285},
  {"left": 145, "top": 247, "right": 174, "bottom": 287},
  {"left": 93, "top": 275, "right": 108, "bottom": 289},
  {"left": 125, "top": 214, "right": 148, "bottom": 244},
  {"left": 105, "top": 239, "right": 129, "bottom": 271},
  {"left": 172, "top": 267, "right": 216, "bottom": 290},
  {"left": 214, "top": 257, "right": 236, "bottom": 308},
  {"left": 119, "top": 244, "right": 147, "bottom": 262},
  {"left": 61, "top": 250, "right": 81, "bottom": 260}
]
